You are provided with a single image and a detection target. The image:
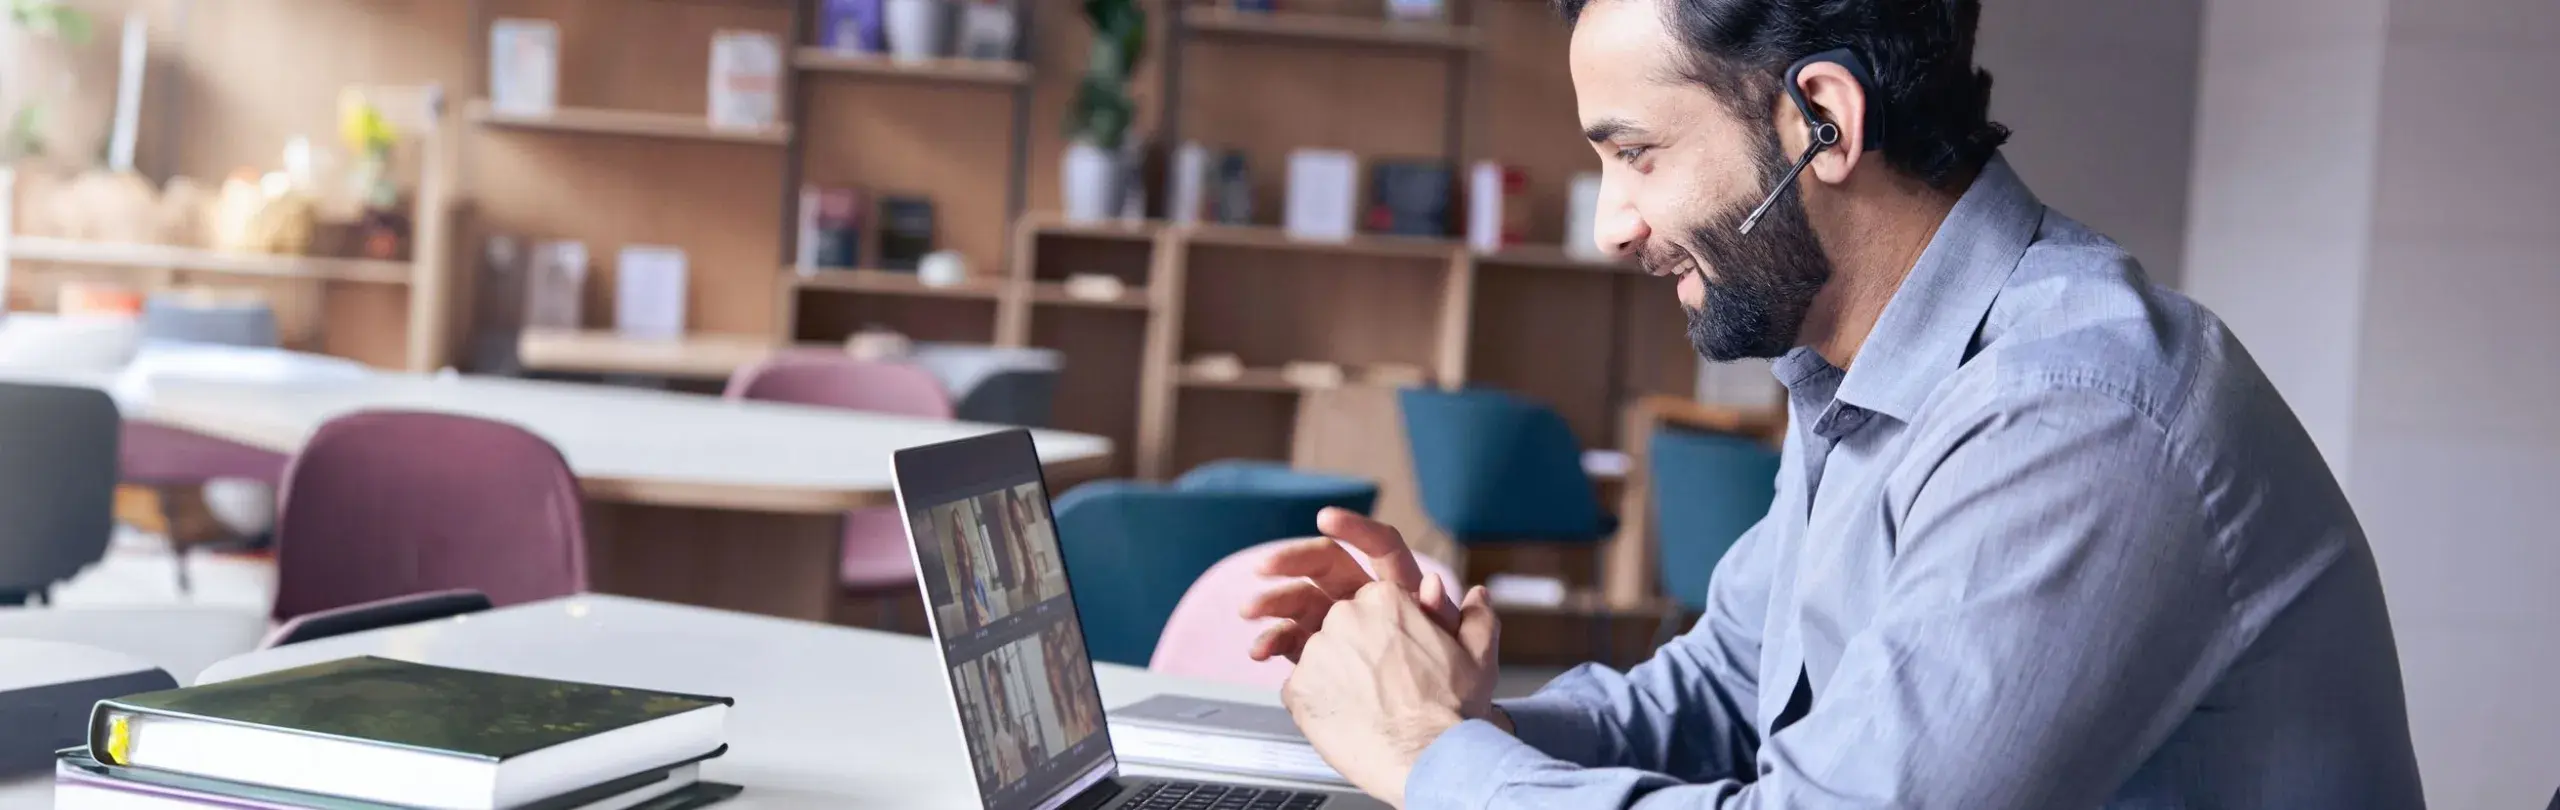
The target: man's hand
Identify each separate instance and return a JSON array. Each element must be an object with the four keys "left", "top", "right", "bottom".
[
  {"left": 1243, "top": 508, "right": 1460, "bottom": 663},
  {"left": 1282, "top": 581, "right": 1501, "bottom": 807}
]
